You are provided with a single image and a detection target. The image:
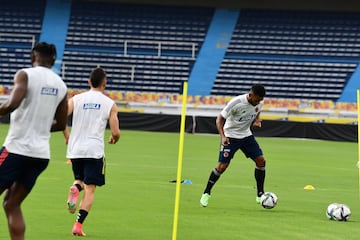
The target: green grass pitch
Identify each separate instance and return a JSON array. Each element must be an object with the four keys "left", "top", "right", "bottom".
[{"left": 0, "top": 124, "right": 359, "bottom": 239}]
